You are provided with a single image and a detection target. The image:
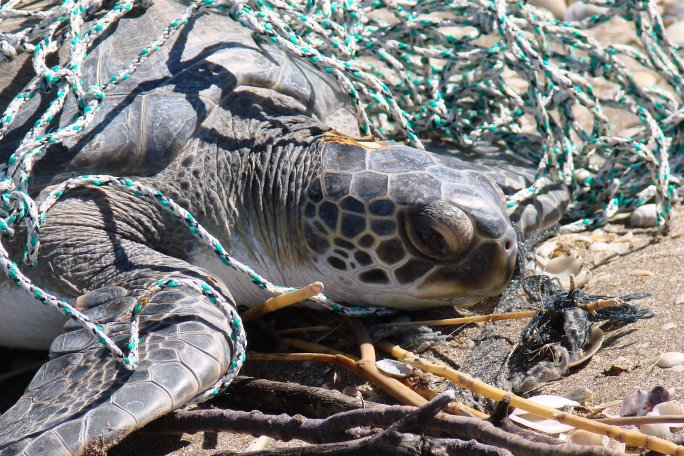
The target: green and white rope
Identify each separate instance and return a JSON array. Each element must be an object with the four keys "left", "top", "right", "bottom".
[{"left": 0, "top": 0, "right": 683, "bottom": 402}]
